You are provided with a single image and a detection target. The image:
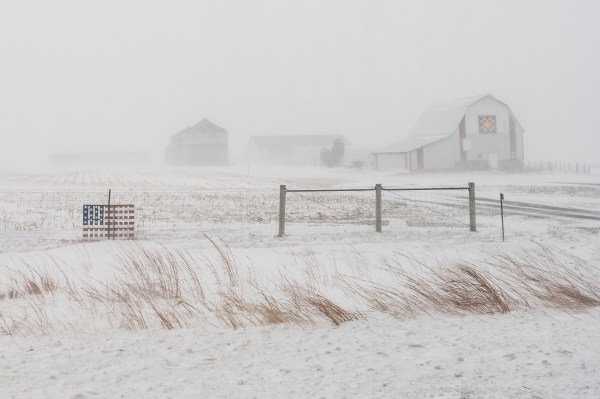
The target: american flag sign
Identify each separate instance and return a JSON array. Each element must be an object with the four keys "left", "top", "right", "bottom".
[{"left": 83, "top": 204, "right": 135, "bottom": 239}]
